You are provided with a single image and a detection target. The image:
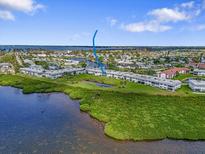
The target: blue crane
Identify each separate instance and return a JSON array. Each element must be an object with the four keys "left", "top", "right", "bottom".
[{"left": 92, "top": 30, "right": 106, "bottom": 75}]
